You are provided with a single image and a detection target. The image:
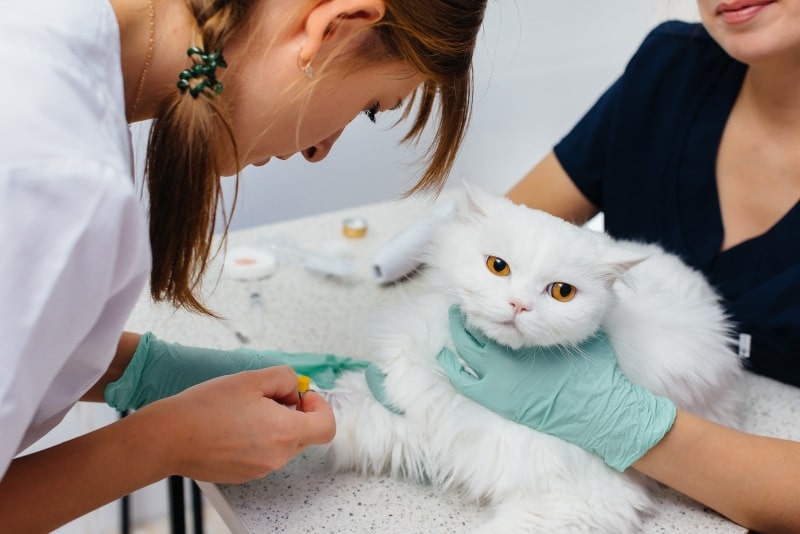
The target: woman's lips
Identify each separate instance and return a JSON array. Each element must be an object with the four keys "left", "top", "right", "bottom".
[
  {"left": 252, "top": 153, "right": 294, "bottom": 166},
  {"left": 716, "top": 0, "right": 774, "bottom": 24}
]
